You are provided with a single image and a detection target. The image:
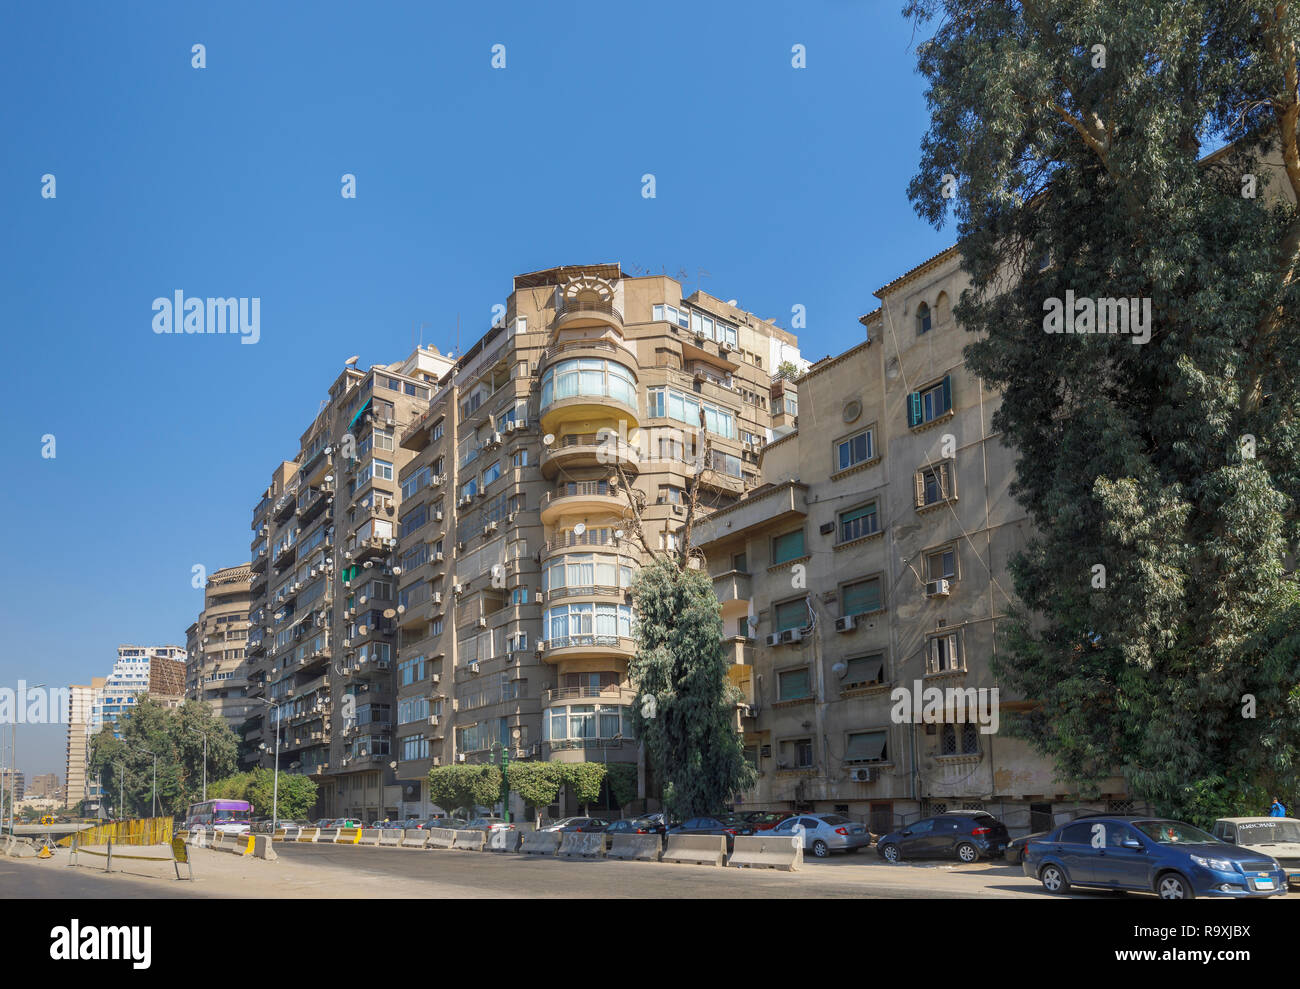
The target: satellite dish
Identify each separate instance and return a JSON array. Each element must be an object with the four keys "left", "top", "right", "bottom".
[
  {"left": 573, "top": 523, "right": 586, "bottom": 536},
  {"left": 832, "top": 662, "right": 847, "bottom": 679},
  {"left": 543, "top": 433, "right": 555, "bottom": 446},
  {"left": 614, "top": 529, "right": 624, "bottom": 540},
  {"left": 324, "top": 446, "right": 333, "bottom": 456},
  {"left": 383, "top": 608, "right": 396, "bottom": 619},
  {"left": 396, "top": 605, "right": 406, "bottom": 614},
  {"left": 325, "top": 474, "right": 334, "bottom": 483}
]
